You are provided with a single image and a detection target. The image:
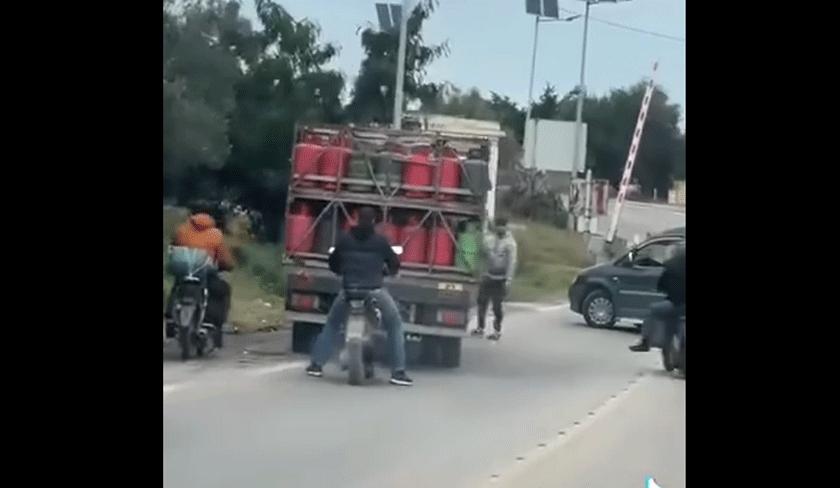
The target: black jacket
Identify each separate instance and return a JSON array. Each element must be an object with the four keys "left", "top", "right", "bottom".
[
  {"left": 657, "top": 249, "right": 686, "bottom": 306},
  {"left": 328, "top": 226, "right": 400, "bottom": 290}
]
